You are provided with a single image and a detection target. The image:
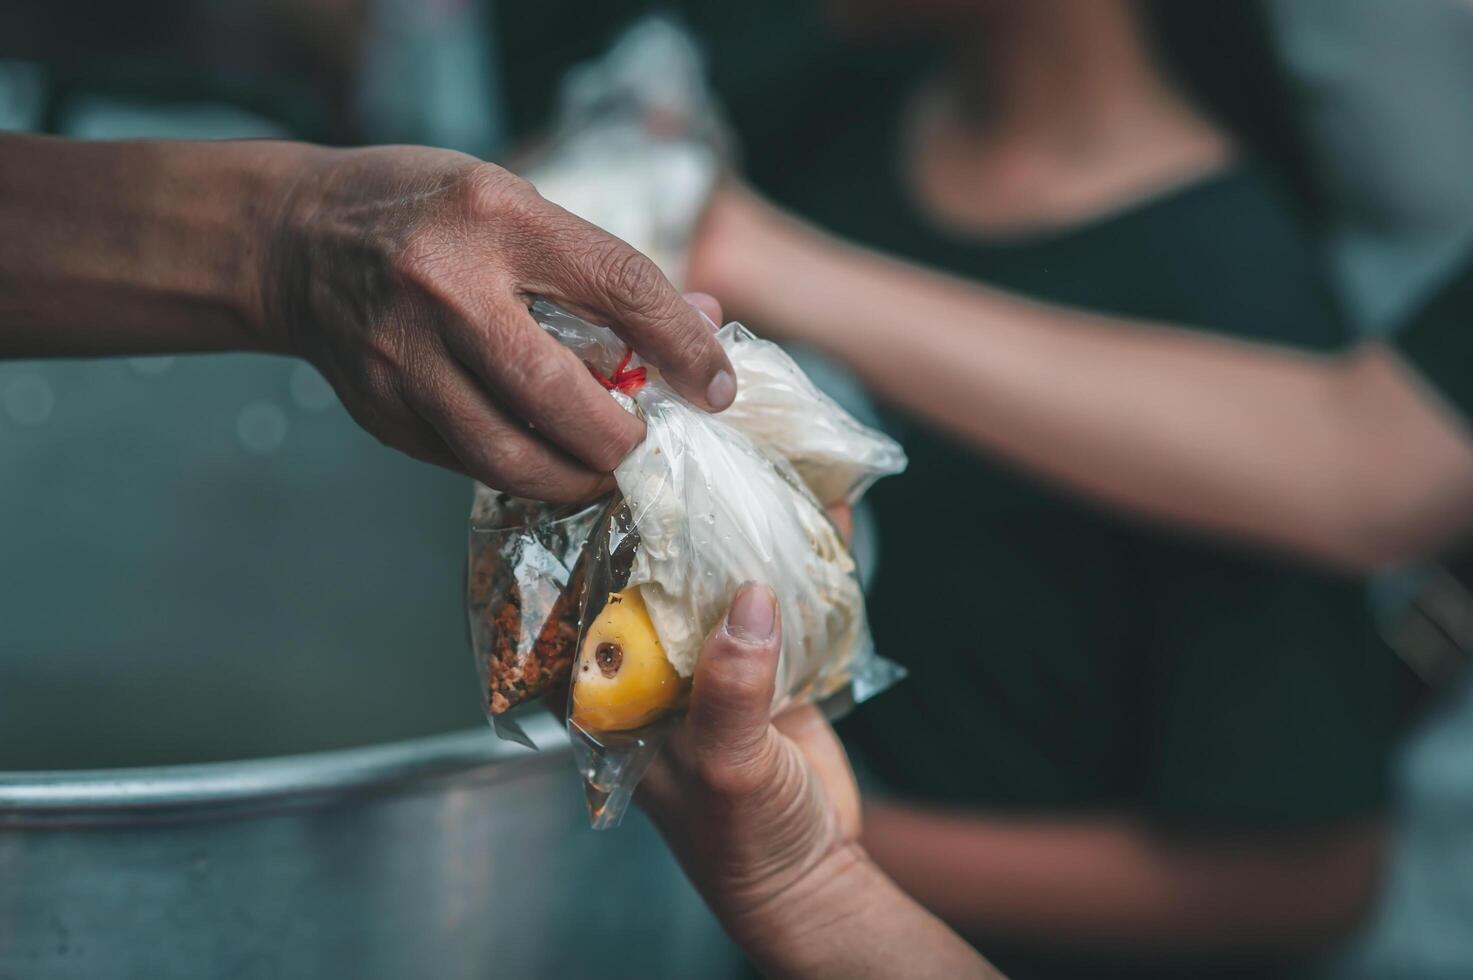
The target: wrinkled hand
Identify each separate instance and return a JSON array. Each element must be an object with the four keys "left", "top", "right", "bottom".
[
  {"left": 637, "top": 582, "right": 863, "bottom": 942},
  {"left": 258, "top": 146, "right": 735, "bottom": 501}
]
